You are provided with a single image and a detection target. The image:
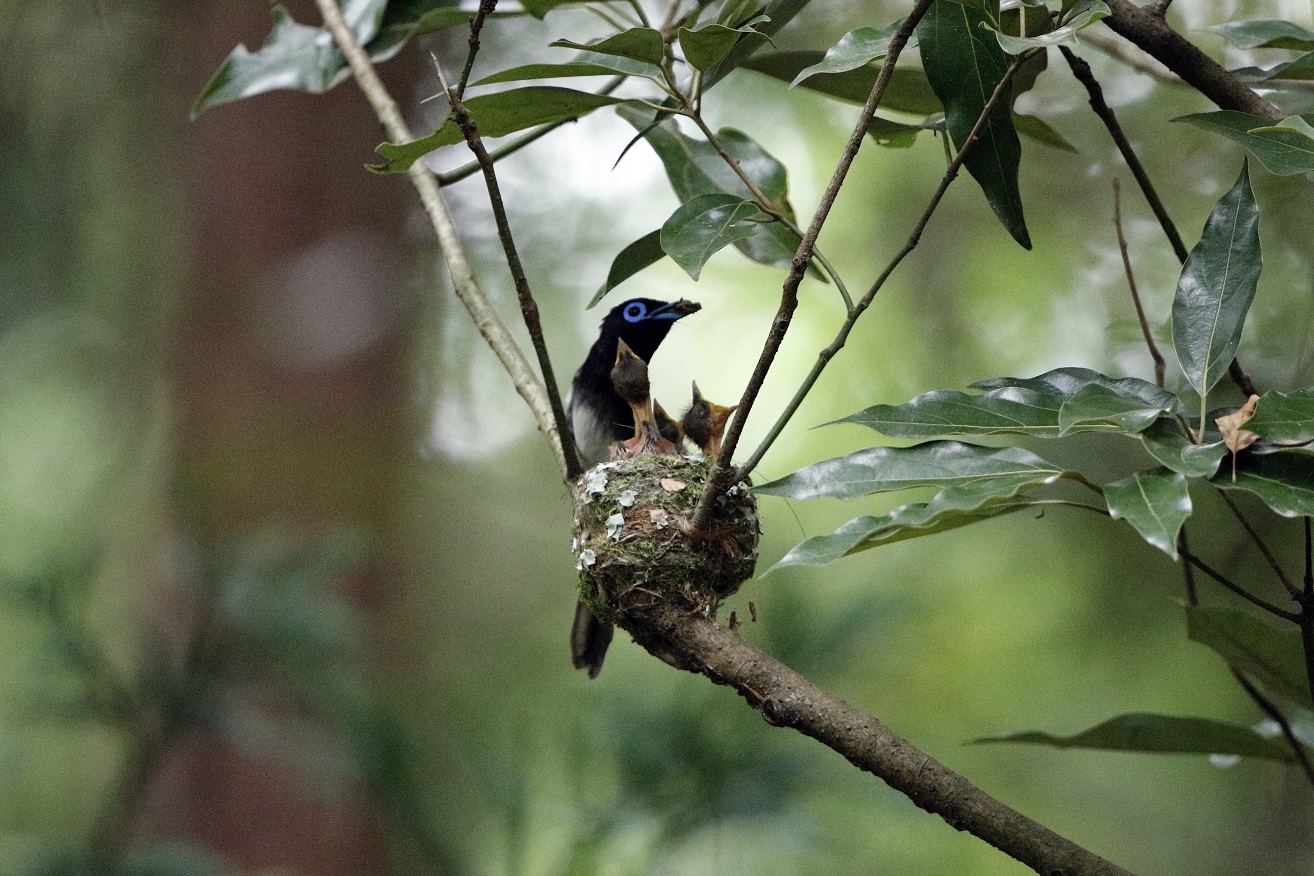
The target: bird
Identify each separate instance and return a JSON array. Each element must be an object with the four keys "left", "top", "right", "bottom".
[
  {"left": 568, "top": 297, "right": 701, "bottom": 678},
  {"left": 609, "top": 339, "right": 678, "bottom": 459},
  {"left": 681, "top": 381, "right": 737, "bottom": 459}
]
